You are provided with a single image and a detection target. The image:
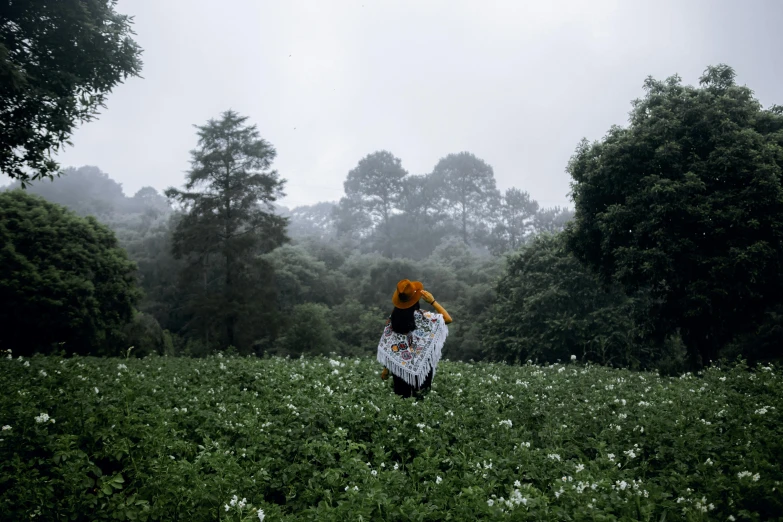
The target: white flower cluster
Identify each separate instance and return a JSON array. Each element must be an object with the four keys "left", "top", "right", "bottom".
[
  {"left": 35, "top": 413, "right": 54, "bottom": 424},
  {"left": 117, "top": 363, "right": 128, "bottom": 371},
  {"left": 547, "top": 453, "right": 561, "bottom": 462},
  {"left": 491, "top": 487, "right": 528, "bottom": 510},
  {"left": 499, "top": 419, "right": 512, "bottom": 428},
  {"left": 1, "top": 425, "right": 11, "bottom": 431},
  {"left": 329, "top": 359, "right": 345, "bottom": 367},
  {"left": 693, "top": 497, "right": 715, "bottom": 513},
  {"left": 737, "top": 471, "right": 760, "bottom": 481},
  {"left": 623, "top": 444, "right": 640, "bottom": 459},
  {"left": 224, "top": 495, "right": 247, "bottom": 512}
]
